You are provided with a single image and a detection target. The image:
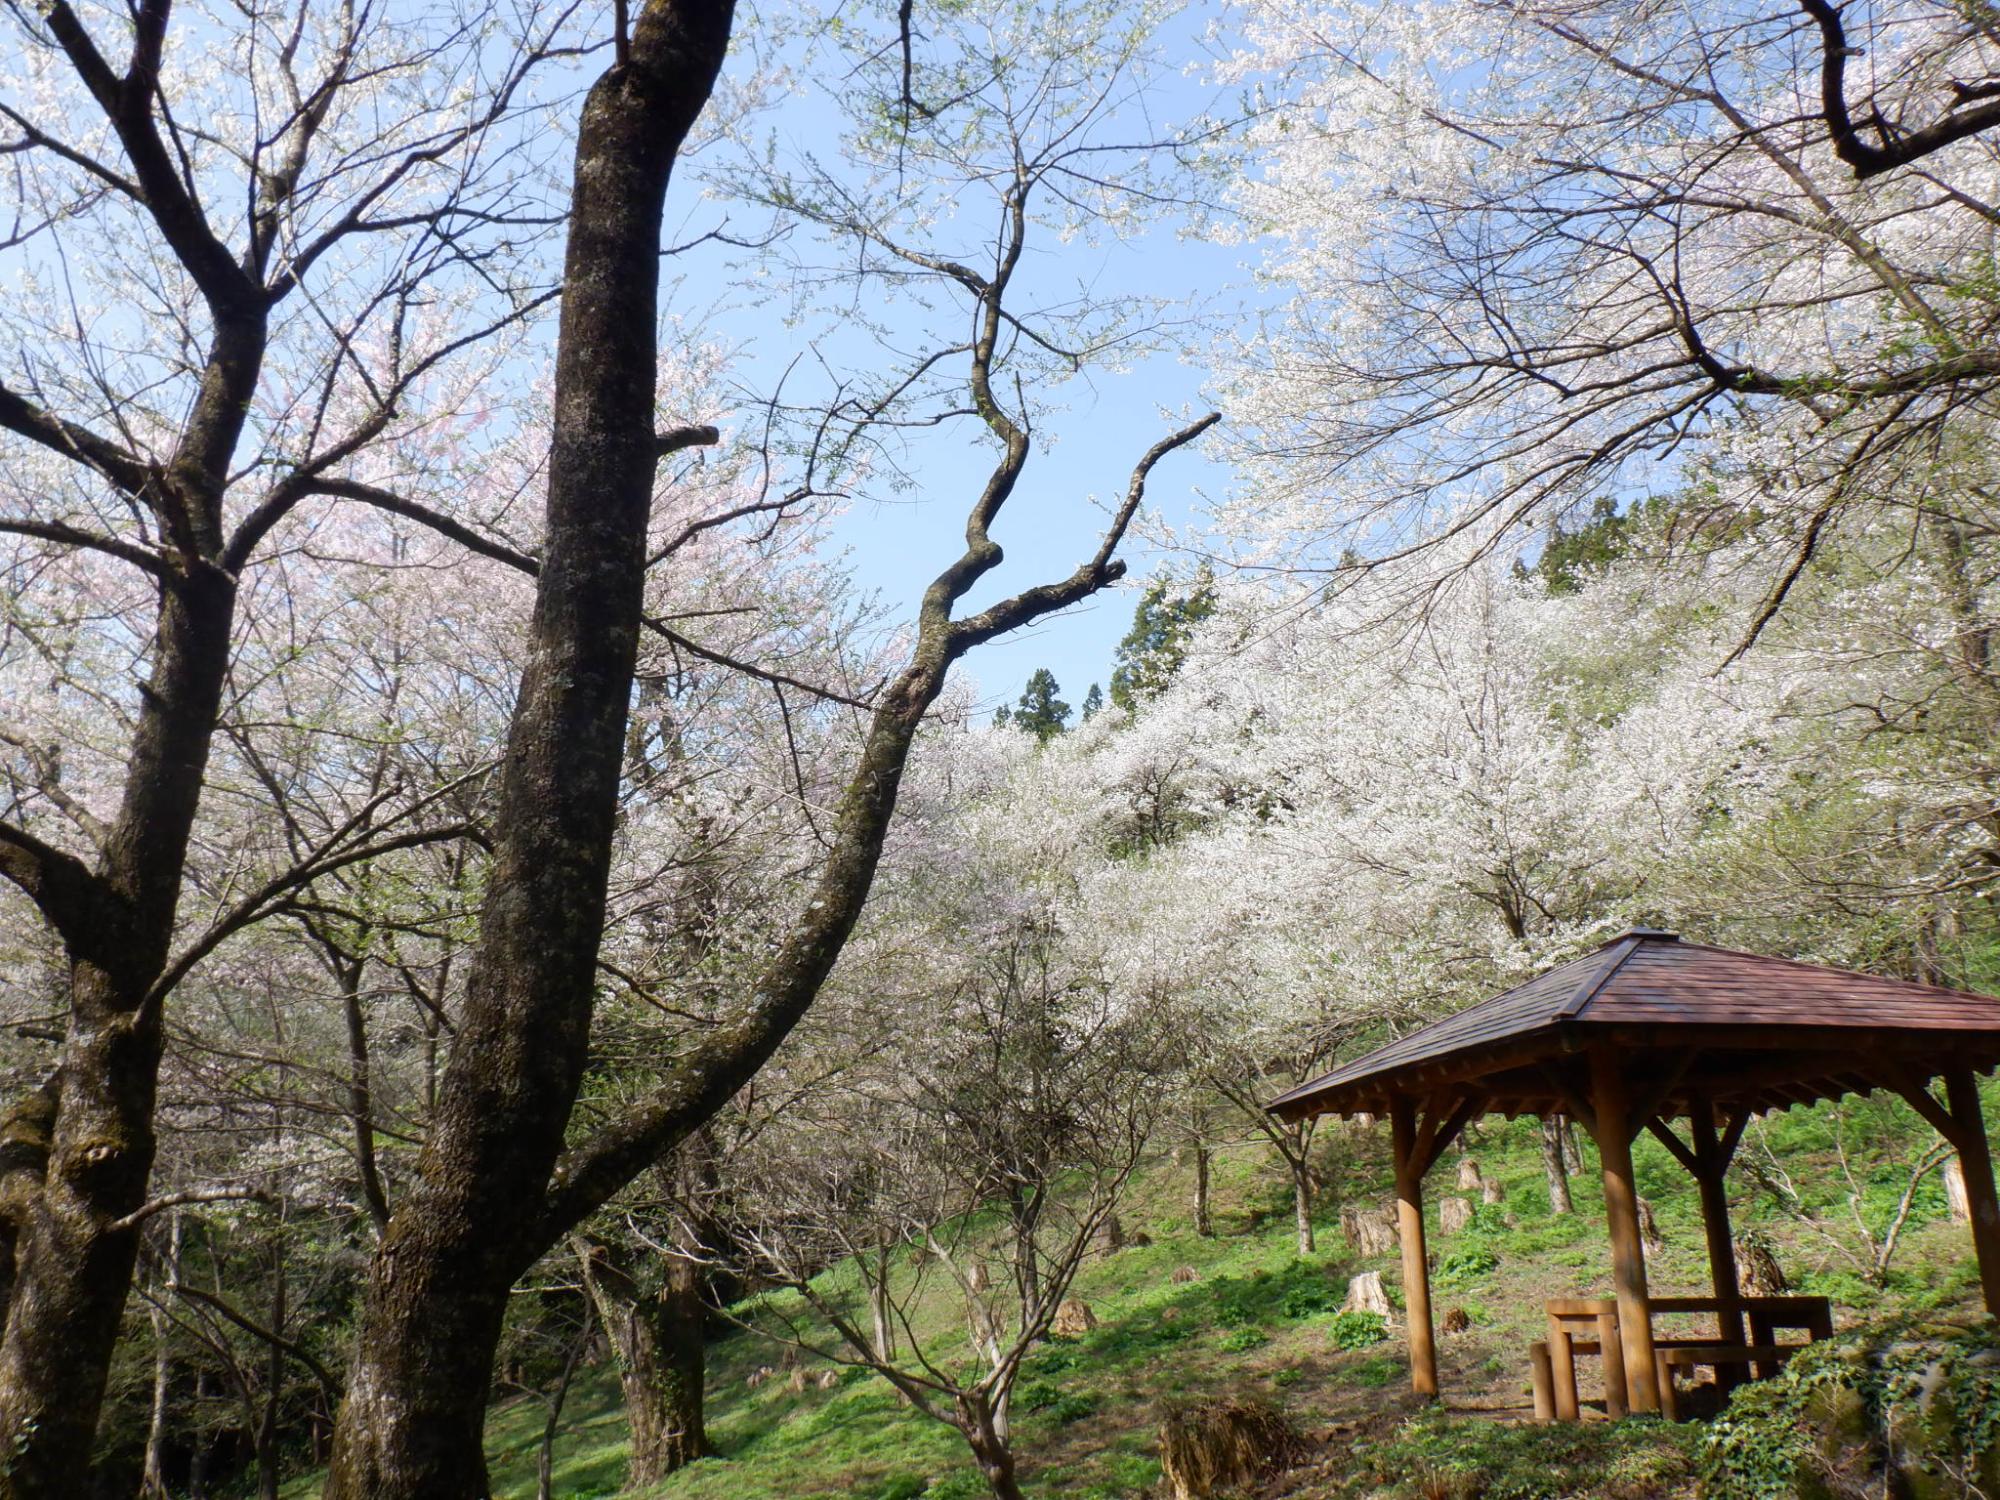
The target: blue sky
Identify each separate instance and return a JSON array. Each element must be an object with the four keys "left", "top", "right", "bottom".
[{"left": 670, "top": 0, "right": 1255, "bottom": 717}]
